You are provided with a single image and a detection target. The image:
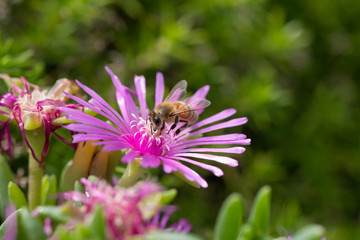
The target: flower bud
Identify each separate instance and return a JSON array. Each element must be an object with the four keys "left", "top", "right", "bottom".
[{"left": 23, "top": 112, "right": 43, "bottom": 130}]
